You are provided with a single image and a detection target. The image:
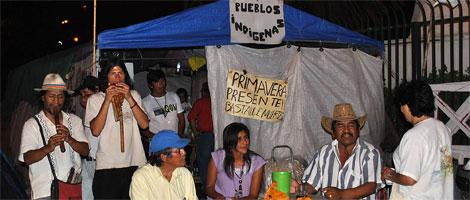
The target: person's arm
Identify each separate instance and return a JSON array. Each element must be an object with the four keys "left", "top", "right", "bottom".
[
  {"left": 175, "top": 94, "right": 185, "bottom": 136},
  {"left": 239, "top": 165, "right": 264, "bottom": 200},
  {"left": 301, "top": 182, "right": 317, "bottom": 194},
  {"left": 324, "top": 146, "right": 383, "bottom": 199},
  {"left": 322, "top": 182, "right": 377, "bottom": 199},
  {"left": 206, "top": 158, "right": 225, "bottom": 199},
  {"left": 126, "top": 95, "right": 149, "bottom": 129},
  {"left": 187, "top": 101, "right": 199, "bottom": 134},
  {"left": 56, "top": 122, "right": 89, "bottom": 156},
  {"left": 90, "top": 87, "right": 115, "bottom": 136},
  {"left": 189, "top": 119, "right": 198, "bottom": 134},
  {"left": 382, "top": 167, "right": 417, "bottom": 186},
  {"left": 117, "top": 83, "right": 149, "bottom": 129},
  {"left": 291, "top": 180, "right": 318, "bottom": 194},
  {"left": 177, "top": 113, "right": 185, "bottom": 136},
  {"left": 66, "top": 138, "right": 89, "bottom": 156},
  {"left": 23, "top": 134, "right": 62, "bottom": 165},
  {"left": 324, "top": 146, "right": 382, "bottom": 199},
  {"left": 90, "top": 99, "right": 110, "bottom": 136},
  {"left": 143, "top": 129, "right": 154, "bottom": 140},
  {"left": 383, "top": 133, "right": 421, "bottom": 186}
]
